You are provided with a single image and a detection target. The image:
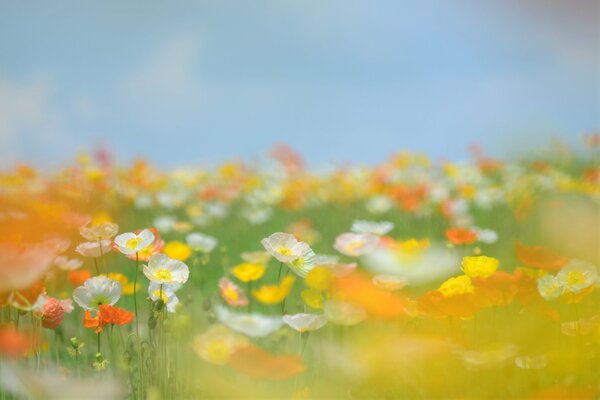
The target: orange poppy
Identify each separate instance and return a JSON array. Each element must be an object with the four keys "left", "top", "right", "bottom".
[
  {"left": 445, "top": 227, "right": 477, "bottom": 245},
  {"left": 229, "top": 344, "right": 304, "bottom": 380},
  {"left": 69, "top": 269, "right": 92, "bottom": 287},
  {"left": 83, "top": 305, "right": 134, "bottom": 333},
  {"left": 515, "top": 241, "right": 568, "bottom": 271}
]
